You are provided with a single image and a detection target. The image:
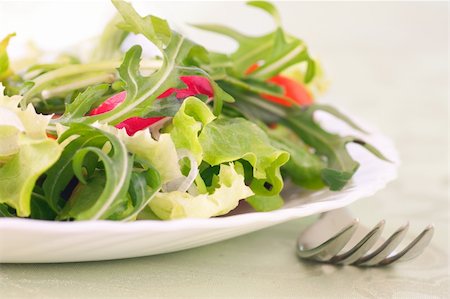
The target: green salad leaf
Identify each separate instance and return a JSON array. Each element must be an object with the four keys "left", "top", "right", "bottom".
[
  {"left": 105, "top": 126, "right": 182, "bottom": 184},
  {"left": 149, "top": 163, "right": 253, "bottom": 219},
  {"left": 44, "top": 124, "right": 133, "bottom": 220},
  {"left": 193, "top": 2, "right": 314, "bottom": 82},
  {"left": 282, "top": 106, "right": 389, "bottom": 190},
  {"left": 170, "top": 97, "right": 216, "bottom": 163},
  {"left": 121, "top": 164, "right": 161, "bottom": 221},
  {"left": 0, "top": 203, "right": 16, "bottom": 217},
  {"left": 199, "top": 117, "right": 289, "bottom": 196},
  {"left": 0, "top": 136, "right": 61, "bottom": 217},
  {"left": 269, "top": 127, "right": 325, "bottom": 190},
  {"left": 0, "top": 84, "right": 62, "bottom": 216},
  {"left": 79, "top": 0, "right": 232, "bottom": 126}
]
